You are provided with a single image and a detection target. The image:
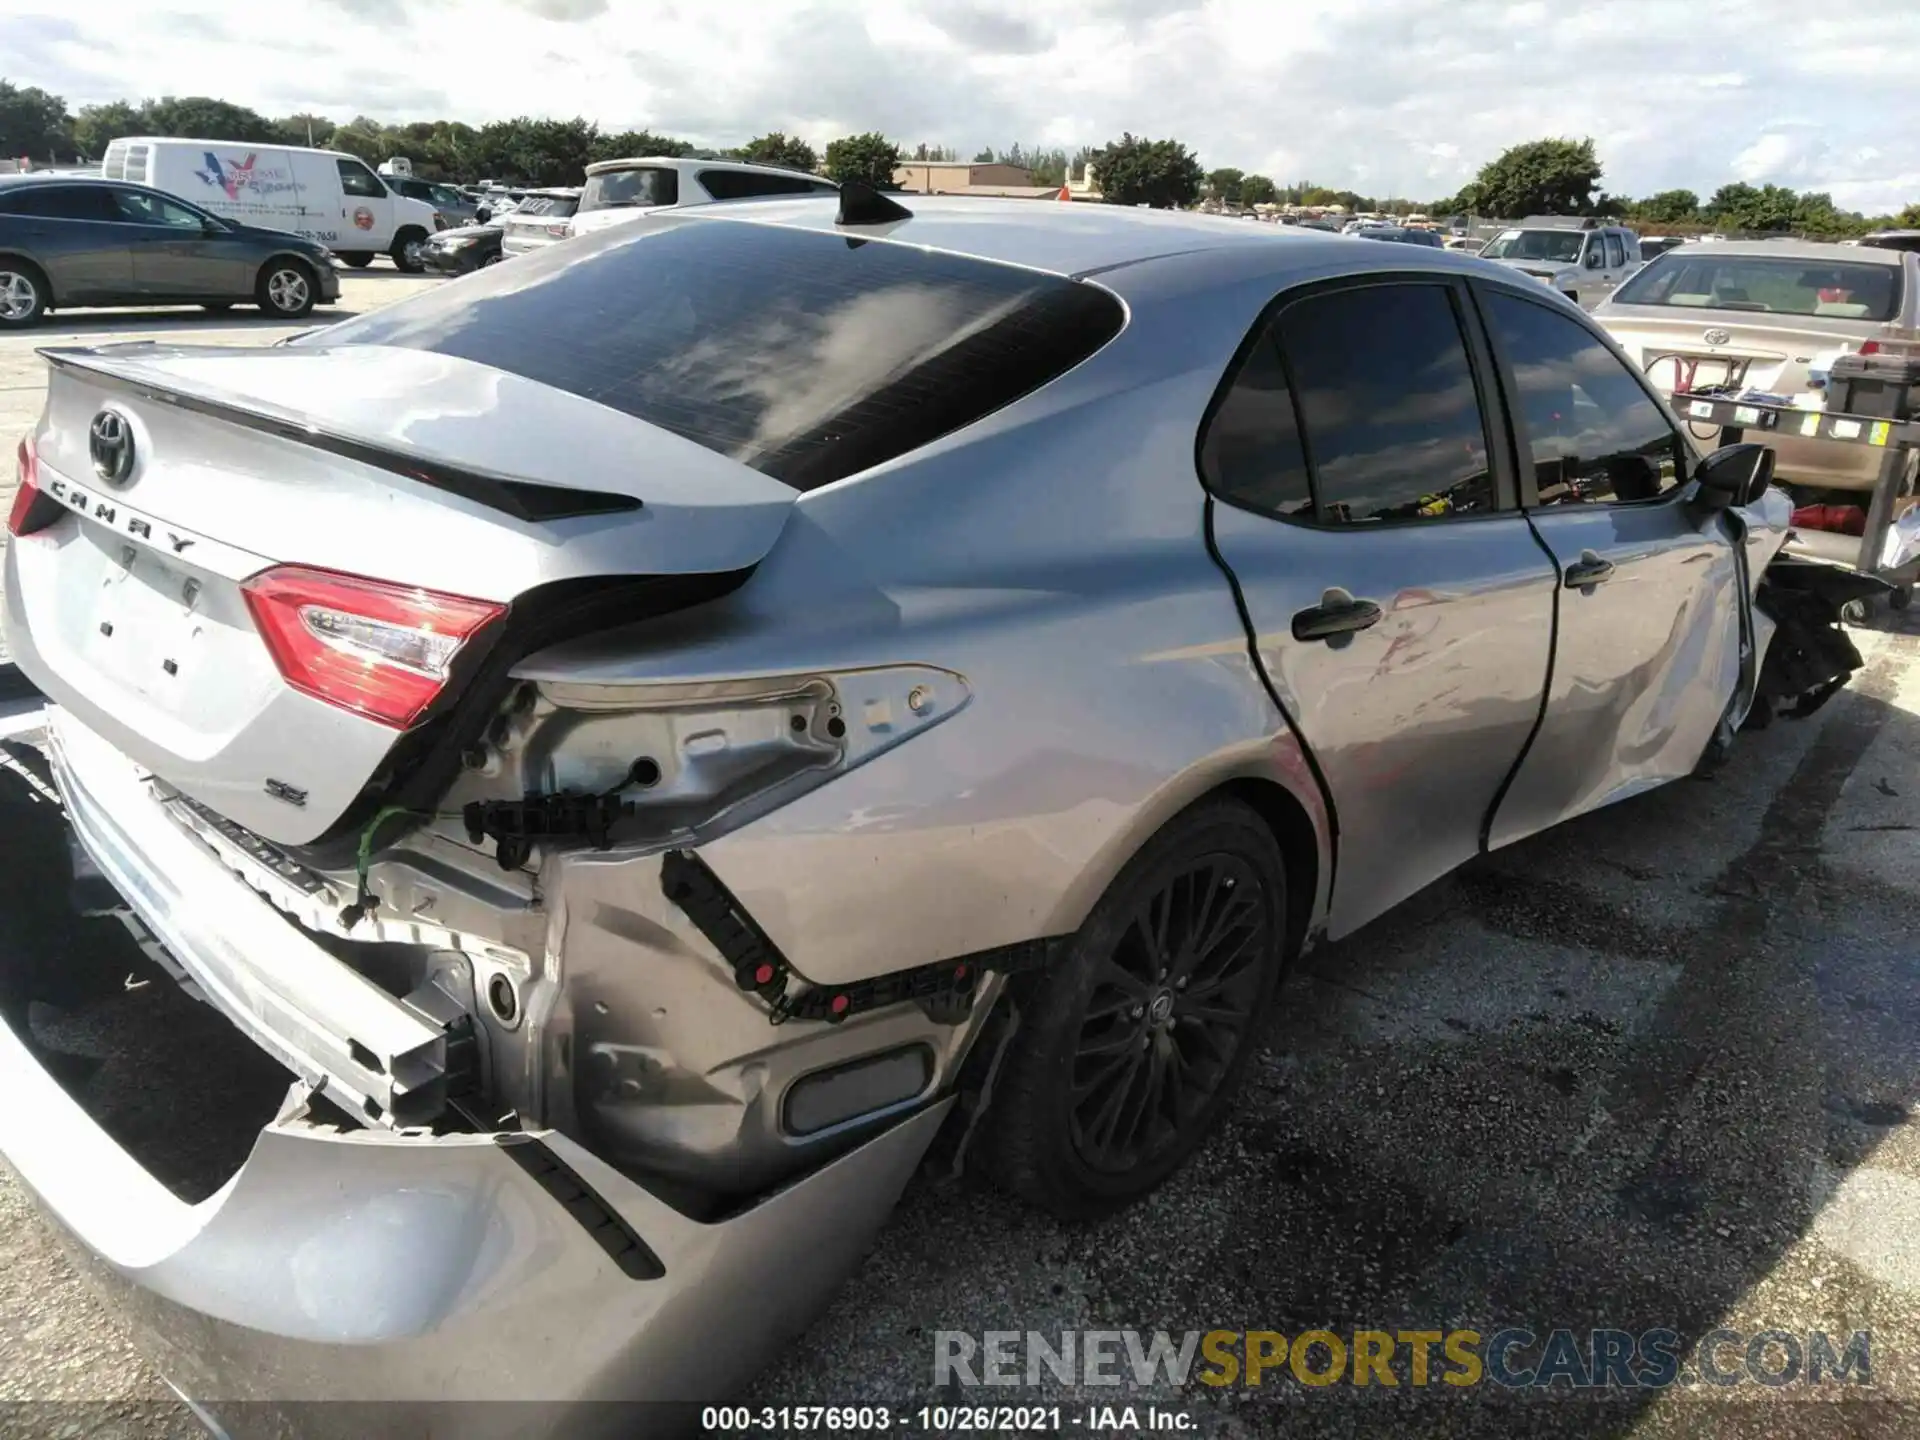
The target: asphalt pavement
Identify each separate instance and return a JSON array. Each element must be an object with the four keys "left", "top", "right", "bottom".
[{"left": 0, "top": 272, "right": 1917, "bottom": 1438}]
